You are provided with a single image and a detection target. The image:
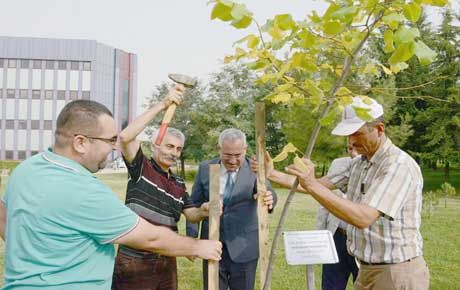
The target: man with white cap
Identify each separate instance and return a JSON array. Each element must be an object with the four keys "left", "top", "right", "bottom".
[{"left": 266, "top": 97, "right": 429, "bottom": 290}]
